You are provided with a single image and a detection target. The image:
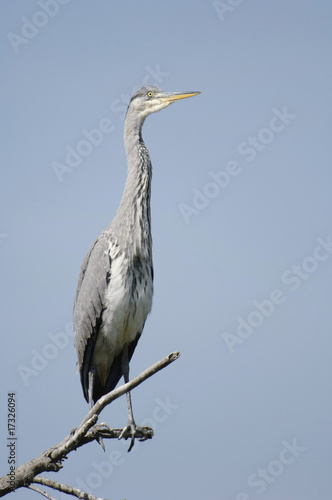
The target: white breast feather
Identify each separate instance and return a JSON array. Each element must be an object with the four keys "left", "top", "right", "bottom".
[{"left": 92, "top": 246, "right": 153, "bottom": 386}]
